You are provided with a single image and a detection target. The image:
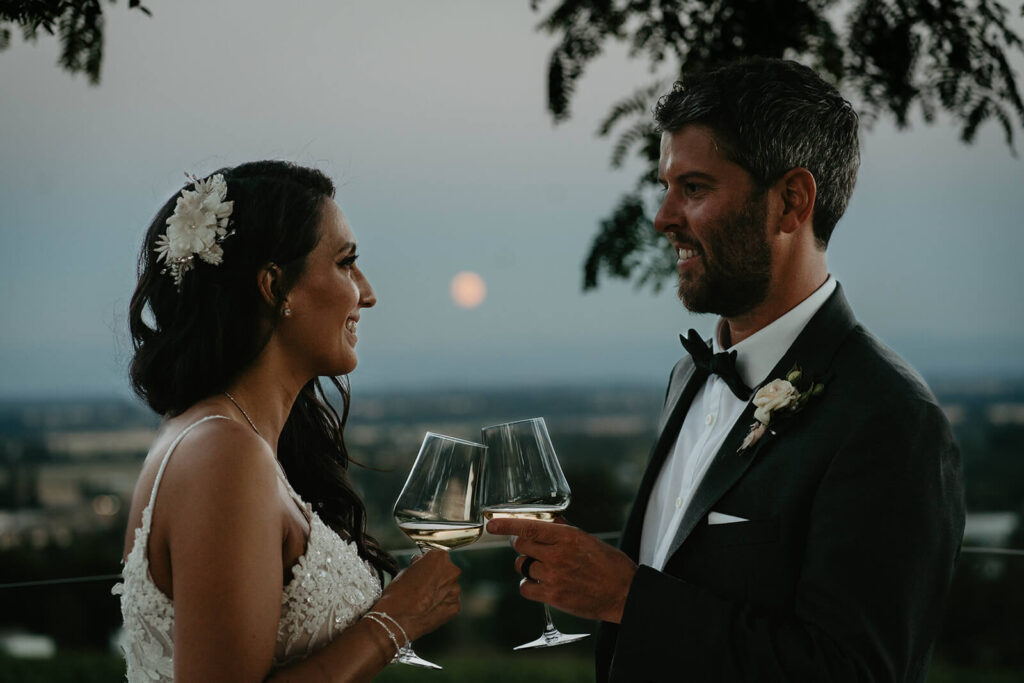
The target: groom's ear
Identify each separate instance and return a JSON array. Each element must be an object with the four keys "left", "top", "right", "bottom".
[
  {"left": 776, "top": 167, "right": 816, "bottom": 235},
  {"left": 256, "top": 262, "right": 284, "bottom": 310}
]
